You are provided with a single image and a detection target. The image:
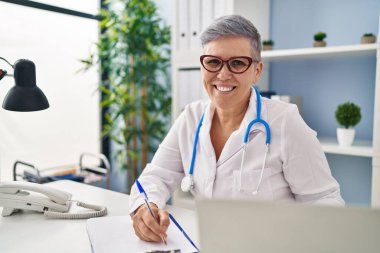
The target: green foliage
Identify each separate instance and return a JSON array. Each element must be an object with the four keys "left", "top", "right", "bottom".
[
  {"left": 314, "top": 32, "right": 326, "bottom": 41},
  {"left": 335, "top": 102, "right": 361, "bottom": 129},
  {"left": 363, "top": 33, "right": 375, "bottom": 37},
  {"left": 263, "top": 40, "right": 274, "bottom": 46},
  {"left": 81, "top": 0, "right": 171, "bottom": 178}
]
